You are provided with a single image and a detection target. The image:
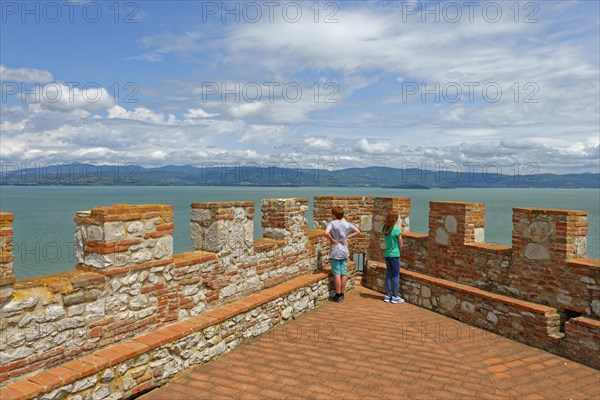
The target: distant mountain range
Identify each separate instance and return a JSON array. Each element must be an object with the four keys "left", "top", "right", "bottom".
[{"left": 0, "top": 164, "right": 598, "bottom": 188}]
